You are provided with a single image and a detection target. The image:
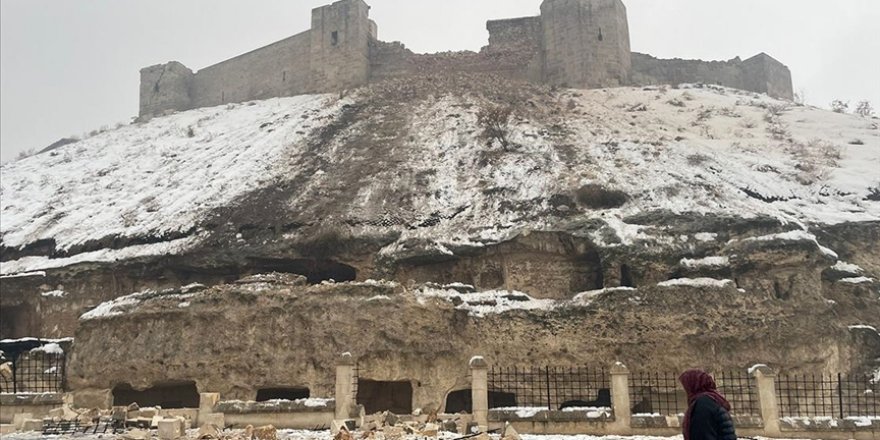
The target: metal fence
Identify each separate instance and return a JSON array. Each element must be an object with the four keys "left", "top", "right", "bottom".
[
  {"left": 629, "top": 371, "right": 686, "bottom": 416},
  {"left": 715, "top": 370, "right": 760, "bottom": 416},
  {"left": 776, "top": 373, "right": 879, "bottom": 418},
  {"left": 488, "top": 366, "right": 611, "bottom": 411},
  {"left": 0, "top": 351, "right": 67, "bottom": 394}
]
